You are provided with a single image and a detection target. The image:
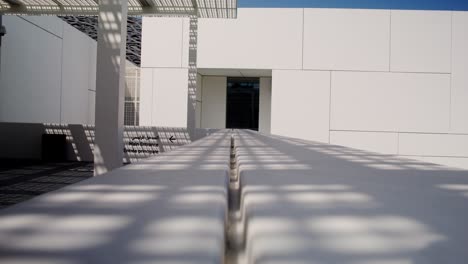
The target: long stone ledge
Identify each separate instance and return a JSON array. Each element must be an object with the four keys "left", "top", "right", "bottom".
[
  {"left": 0, "top": 130, "right": 232, "bottom": 264},
  {"left": 234, "top": 129, "right": 468, "bottom": 264}
]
